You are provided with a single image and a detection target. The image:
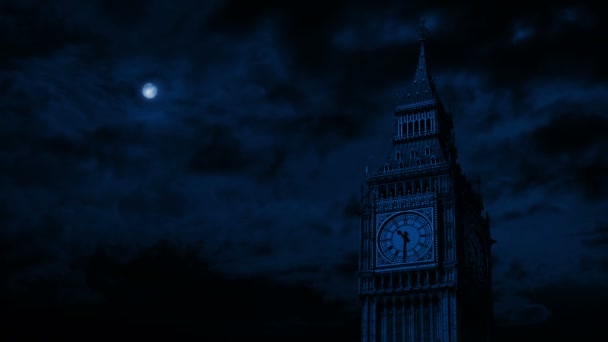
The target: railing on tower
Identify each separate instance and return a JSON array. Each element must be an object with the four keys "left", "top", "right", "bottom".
[{"left": 359, "top": 267, "right": 456, "bottom": 294}]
